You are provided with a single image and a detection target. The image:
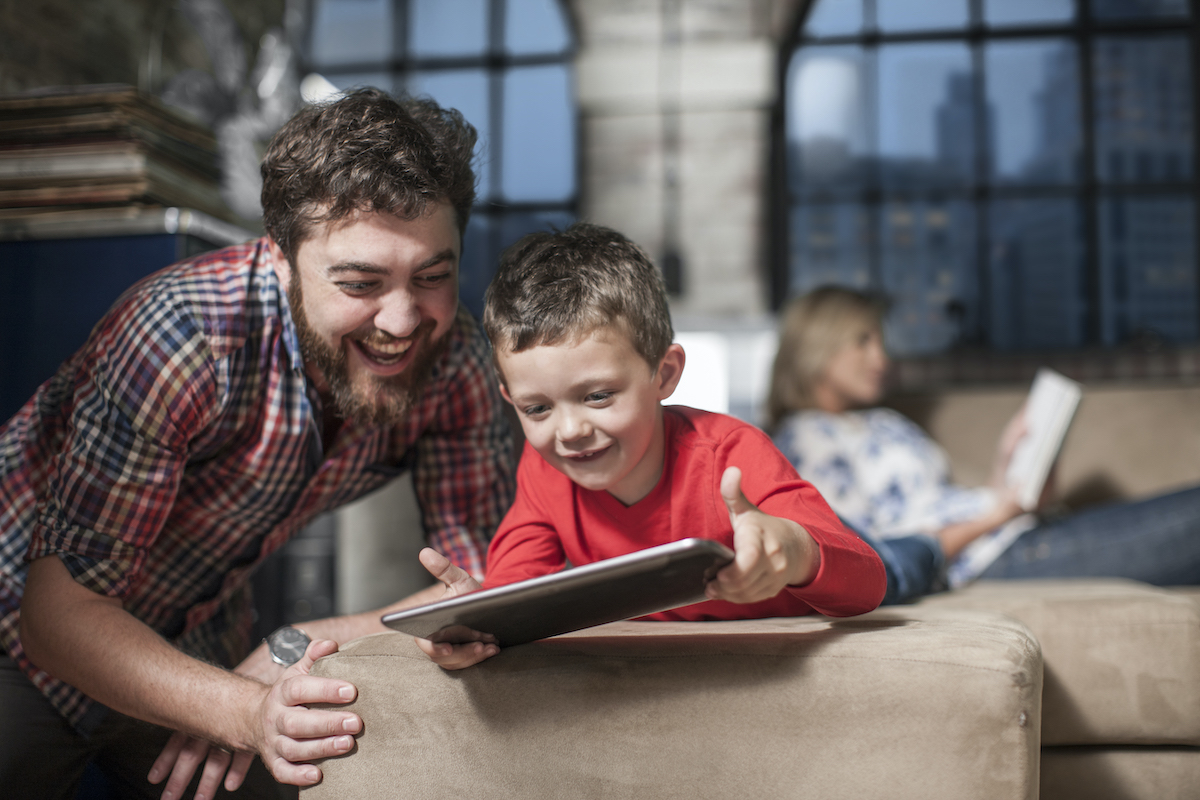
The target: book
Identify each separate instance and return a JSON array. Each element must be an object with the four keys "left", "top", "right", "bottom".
[
  {"left": 947, "top": 368, "right": 1082, "bottom": 587},
  {"left": 1005, "top": 368, "right": 1083, "bottom": 511}
]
